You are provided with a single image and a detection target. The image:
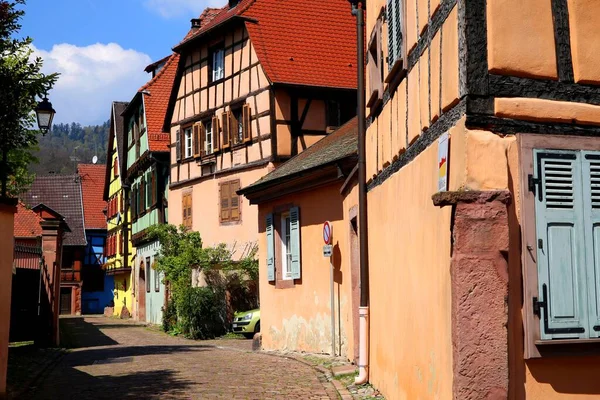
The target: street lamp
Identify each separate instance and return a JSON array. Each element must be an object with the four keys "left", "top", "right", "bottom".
[{"left": 35, "top": 96, "right": 56, "bottom": 135}]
